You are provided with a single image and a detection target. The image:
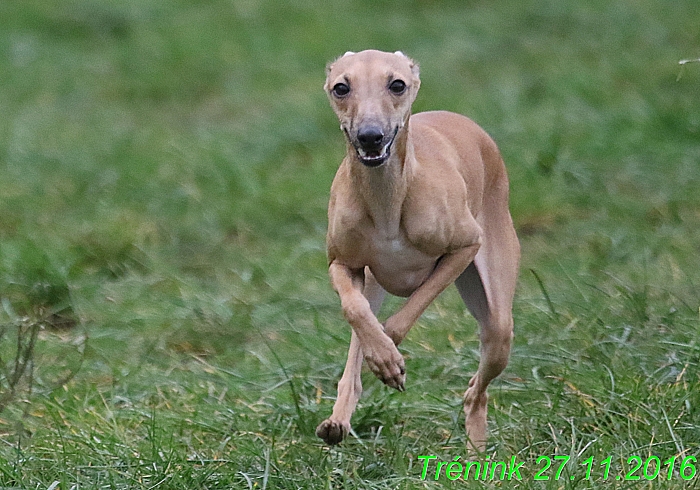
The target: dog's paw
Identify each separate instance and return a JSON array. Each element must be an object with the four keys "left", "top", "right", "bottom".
[
  {"left": 463, "top": 386, "right": 489, "bottom": 453},
  {"left": 316, "top": 419, "right": 349, "bottom": 445},
  {"left": 363, "top": 337, "right": 406, "bottom": 391}
]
